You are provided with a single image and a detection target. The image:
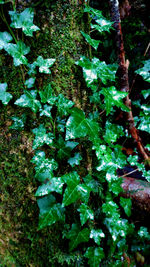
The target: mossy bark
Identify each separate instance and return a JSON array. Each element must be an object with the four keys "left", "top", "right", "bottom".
[{"left": 0, "top": 1, "right": 87, "bottom": 266}]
